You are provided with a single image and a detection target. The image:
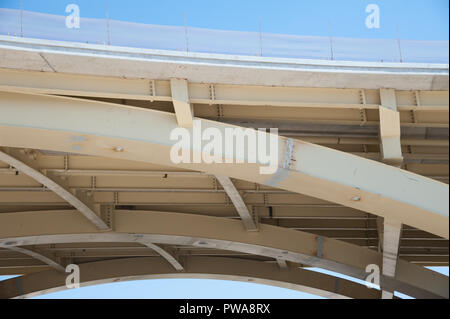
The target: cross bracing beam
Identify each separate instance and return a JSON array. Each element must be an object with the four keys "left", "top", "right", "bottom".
[
  {"left": 378, "top": 90, "right": 404, "bottom": 298},
  {"left": 379, "top": 88, "right": 403, "bottom": 166},
  {"left": 381, "top": 218, "right": 402, "bottom": 299},
  {"left": 137, "top": 241, "right": 184, "bottom": 271},
  {"left": 5, "top": 245, "right": 65, "bottom": 273},
  {"left": 215, "top": 175, "right": 258, "bottom": 231},
  {"left": 276, "top": 258, "right": 289, "bottom": 270},
  {"left": 0, "top": 91, "right": 447, "bottom": 238},
  {"left": 0, "top": 209, "right": 447, "bottom": 298},
  {"left": 0, "top": 148, "right": 110, "bottom": 230},
  {"left": 170, "top": 78, "right": 194, "bottom": 128}
]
